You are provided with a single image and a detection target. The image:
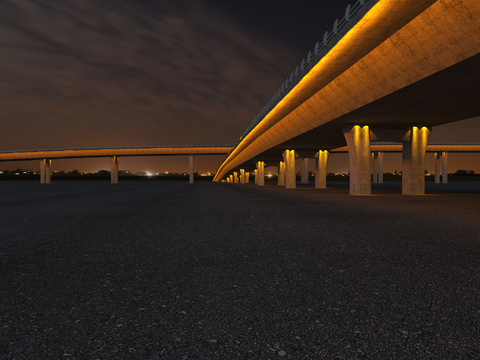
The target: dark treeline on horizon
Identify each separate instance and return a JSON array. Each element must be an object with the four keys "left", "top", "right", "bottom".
[
  {"left": 0, "top": 169, "right": 215, "bottom": 181},
  {"left": 2, "top": 169, "right": 479, "bottom": 181}
]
